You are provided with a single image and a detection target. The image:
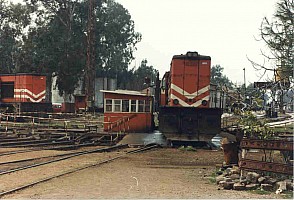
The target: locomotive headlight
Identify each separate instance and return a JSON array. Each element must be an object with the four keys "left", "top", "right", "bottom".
[
  {"left": 173, "top": 99, "right": 179, "bottom": 105},
  {"left": 201, "top": 100, "right": 208, "bottom": 106}
]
